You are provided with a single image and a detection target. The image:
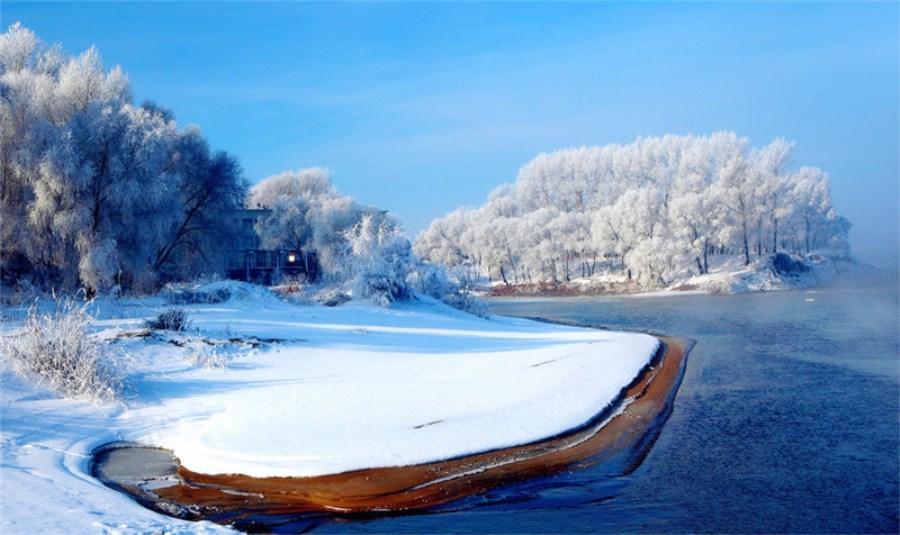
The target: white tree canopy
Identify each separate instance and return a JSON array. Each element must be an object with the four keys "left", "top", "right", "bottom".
[
  {"left": 1, "top": 23, "right": 245, "bottom": 293},
  {"left": 416, "top": 132, "right": 850, "bottom": 287}
]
